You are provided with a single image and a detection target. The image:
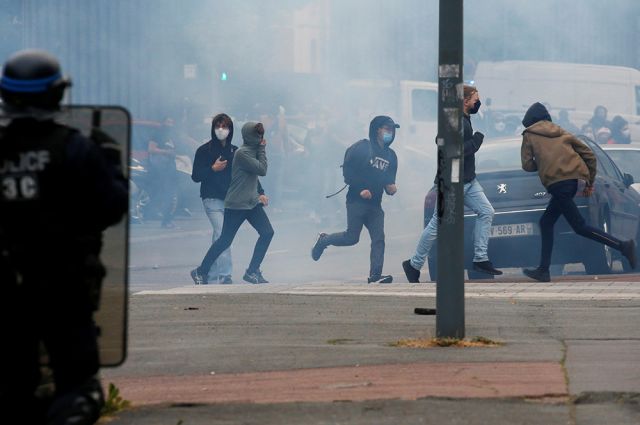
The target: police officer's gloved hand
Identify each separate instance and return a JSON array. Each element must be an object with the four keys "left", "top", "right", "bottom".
[{"left": 473, "top": 131, "right": 484, "bottom": 145}]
